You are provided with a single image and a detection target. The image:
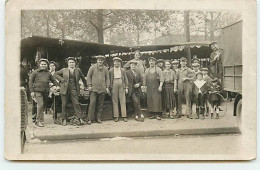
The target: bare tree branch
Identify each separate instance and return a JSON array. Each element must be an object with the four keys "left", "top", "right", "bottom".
[
  {"left": 89, "top": 20, "right": 99, "bottom": 31},
  {"left": 103, "top": 23, "right": 116, "bottom": 30}
]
